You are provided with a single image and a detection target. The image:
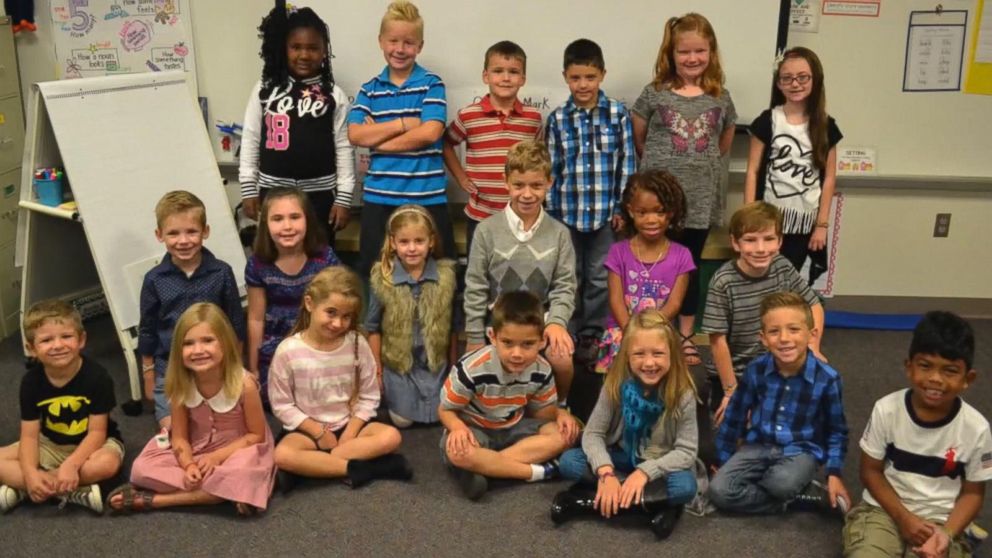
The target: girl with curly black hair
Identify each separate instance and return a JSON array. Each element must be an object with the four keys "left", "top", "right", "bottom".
[{"left": 239, "top": 1, "right": 355, "bottom": 244}]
